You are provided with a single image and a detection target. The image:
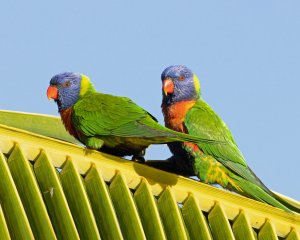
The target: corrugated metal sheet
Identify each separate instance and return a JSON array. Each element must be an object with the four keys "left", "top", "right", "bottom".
[{"left": 0, "top": 123, "right": 299, "bottom": 240}]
